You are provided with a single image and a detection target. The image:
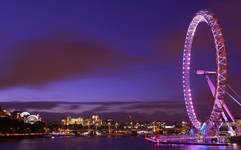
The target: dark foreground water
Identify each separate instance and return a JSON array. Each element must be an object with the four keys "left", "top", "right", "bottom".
[{"left": 0, "top": 136, "right": 240, "bottom": 150}]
